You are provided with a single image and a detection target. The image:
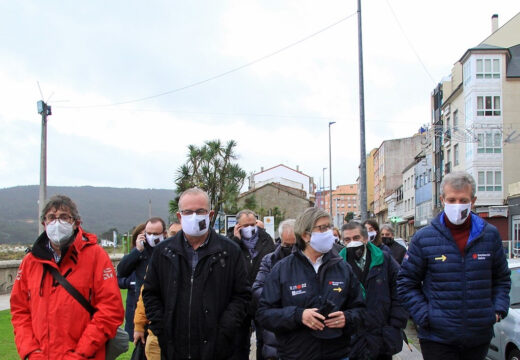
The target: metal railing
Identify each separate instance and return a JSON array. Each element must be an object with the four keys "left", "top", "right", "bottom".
[{"left": 502, "top": 240, "right": 520, "bottom": 259}]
